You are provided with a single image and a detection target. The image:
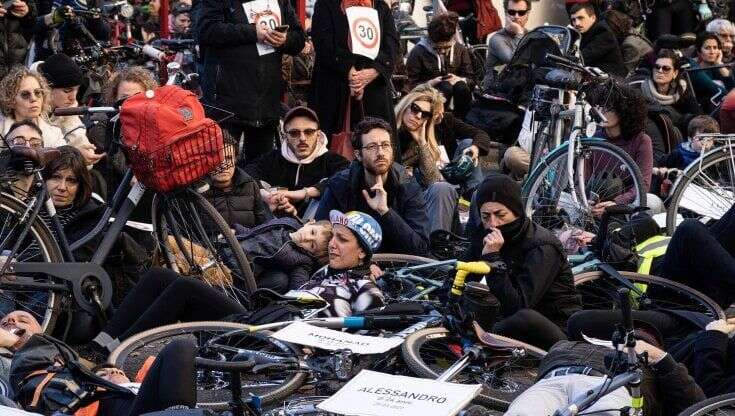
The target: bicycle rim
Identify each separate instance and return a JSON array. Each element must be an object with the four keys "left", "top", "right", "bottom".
[
  {"left": 679, "top": 393, "right": 735, "bottom": 415},
  {"left": 371, "top": 254, "right": 448, "bottom": 302},
  {"left": 574, "top": 271, "right": 725, "bottom": 321},
  {"left": 152, "top": 190, "right": 256, "bottom": 301},
  {"left": 109, "top": 321, "right": 307, "bottom": 409},
  {"left": 666, "top": 146, "right": 735, "bottom": 235},
  {"left": 523, "top": 139, "right": 645, "bottom": 234},
  {"left": 401, "top": 327, "right": 545, "bottom": 410},
  {"left": 0, "top": 192, "right": 62, "bottom": 332}
]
